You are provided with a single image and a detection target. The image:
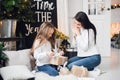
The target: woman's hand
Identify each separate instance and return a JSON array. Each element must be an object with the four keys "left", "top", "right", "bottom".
[
  {"left": 59, "top": 51, "right": 64, "bottom": 56},
  {"left": 72, "top": 27, "right": 80, "bottom": 39},
  {"left": 71, "top": 19, "right": 81, "bottom": 37},
  {"left": 72, "top": 24, "right": 81, "bottom": 38},
  {"left": 73, "top": 27, "right": 80, "bottom": 35},
  {"left": 47, "top": 51, "right": 55, "bottom": 58}
]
